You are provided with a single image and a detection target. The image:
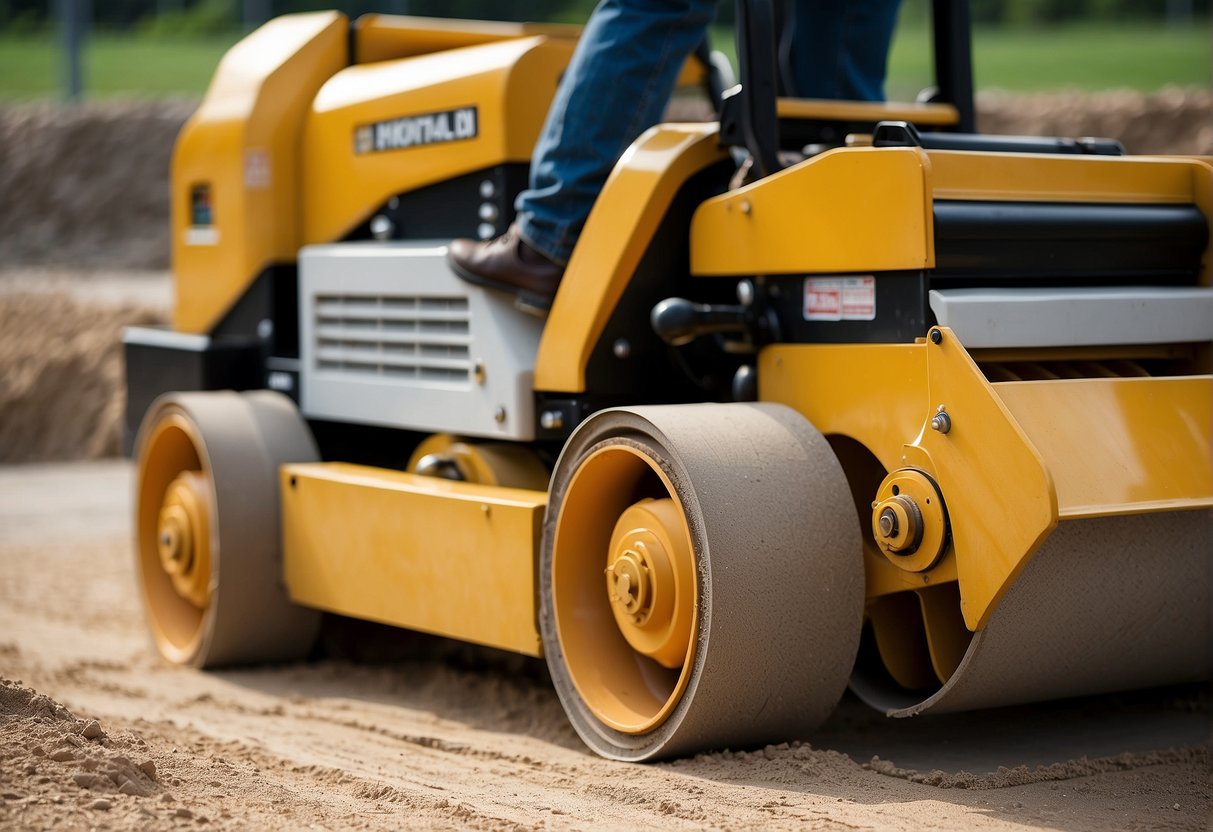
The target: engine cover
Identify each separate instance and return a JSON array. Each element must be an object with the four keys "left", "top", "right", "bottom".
[{"left": 298, "top": 242, "right": 544, "bottom": 440}]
